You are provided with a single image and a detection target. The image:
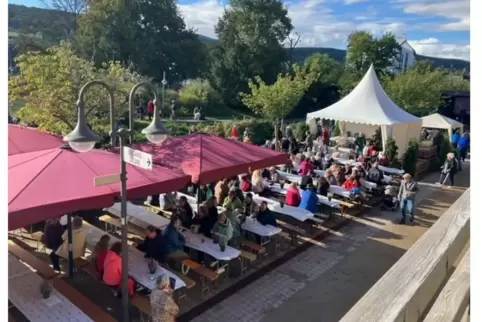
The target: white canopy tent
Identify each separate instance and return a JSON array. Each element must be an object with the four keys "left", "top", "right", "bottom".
[
  {"left": 306, "top": 64, "right": 422, "bottom": 156},
  {"left": 421, "top": 113, "right": 464, "bottom": 138}
]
